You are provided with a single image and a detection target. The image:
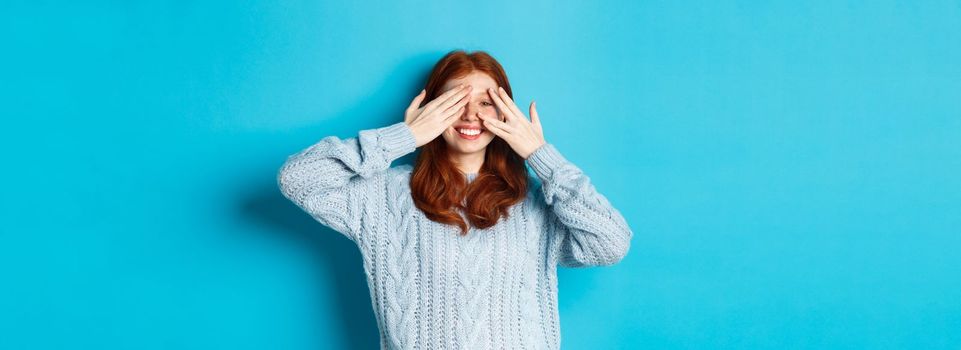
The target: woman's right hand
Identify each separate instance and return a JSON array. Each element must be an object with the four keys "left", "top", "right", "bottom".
[{"left": 404, "top": 84, "right": 472, "bottom": 147}]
